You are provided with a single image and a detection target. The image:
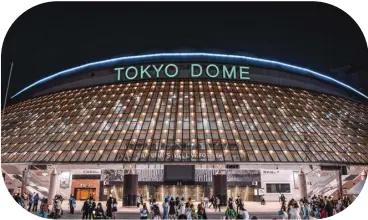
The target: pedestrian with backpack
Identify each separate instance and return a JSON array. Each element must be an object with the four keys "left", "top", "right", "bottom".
[{"left": 140, "top": 203, "right": 149, "bottom": 219}]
